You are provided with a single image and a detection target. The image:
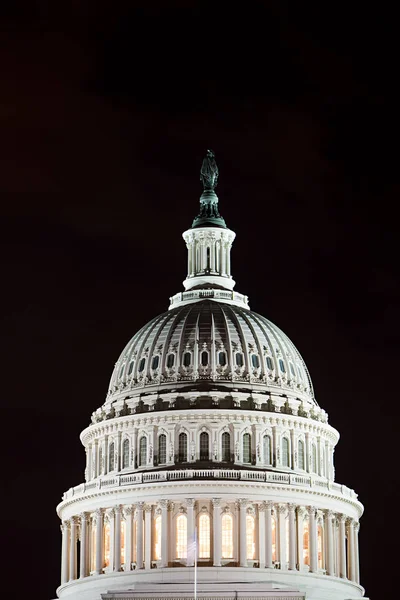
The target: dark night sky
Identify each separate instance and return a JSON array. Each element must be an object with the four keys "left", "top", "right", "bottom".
[{"left": 1, "top": 3, "right": 398, "bottom": 599}]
